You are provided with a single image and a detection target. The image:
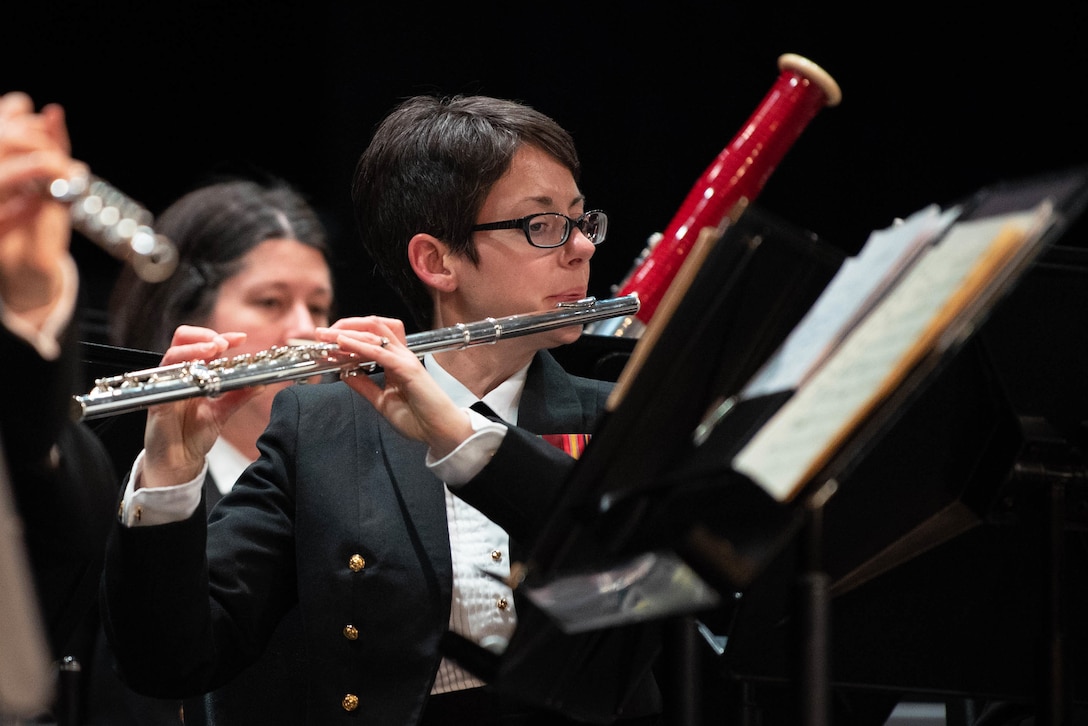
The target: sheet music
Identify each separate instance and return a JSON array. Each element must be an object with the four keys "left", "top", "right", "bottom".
[
  {"left": 742, "top": 204, "right": 959, "bottom": 397},
  {"left": 732, "top": 203, "right": 1054, "bottom": 502}
]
